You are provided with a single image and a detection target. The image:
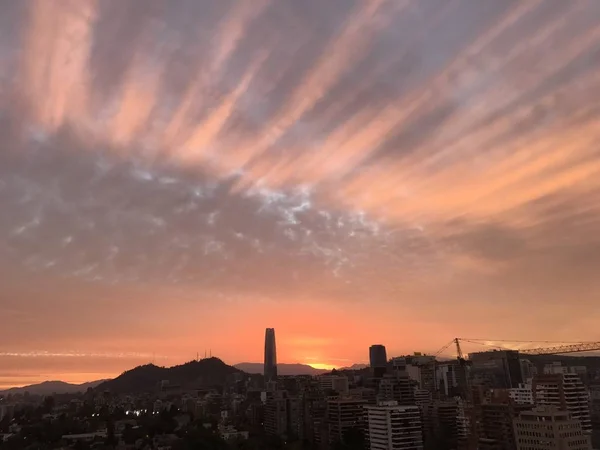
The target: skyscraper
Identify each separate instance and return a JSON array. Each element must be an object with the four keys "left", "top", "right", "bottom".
[
  {"left": 370, "top": 345, "right": 388, "bottom": 378},
  {"left": 264, "top": 328, "right": 278, "bottom": 382}
]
